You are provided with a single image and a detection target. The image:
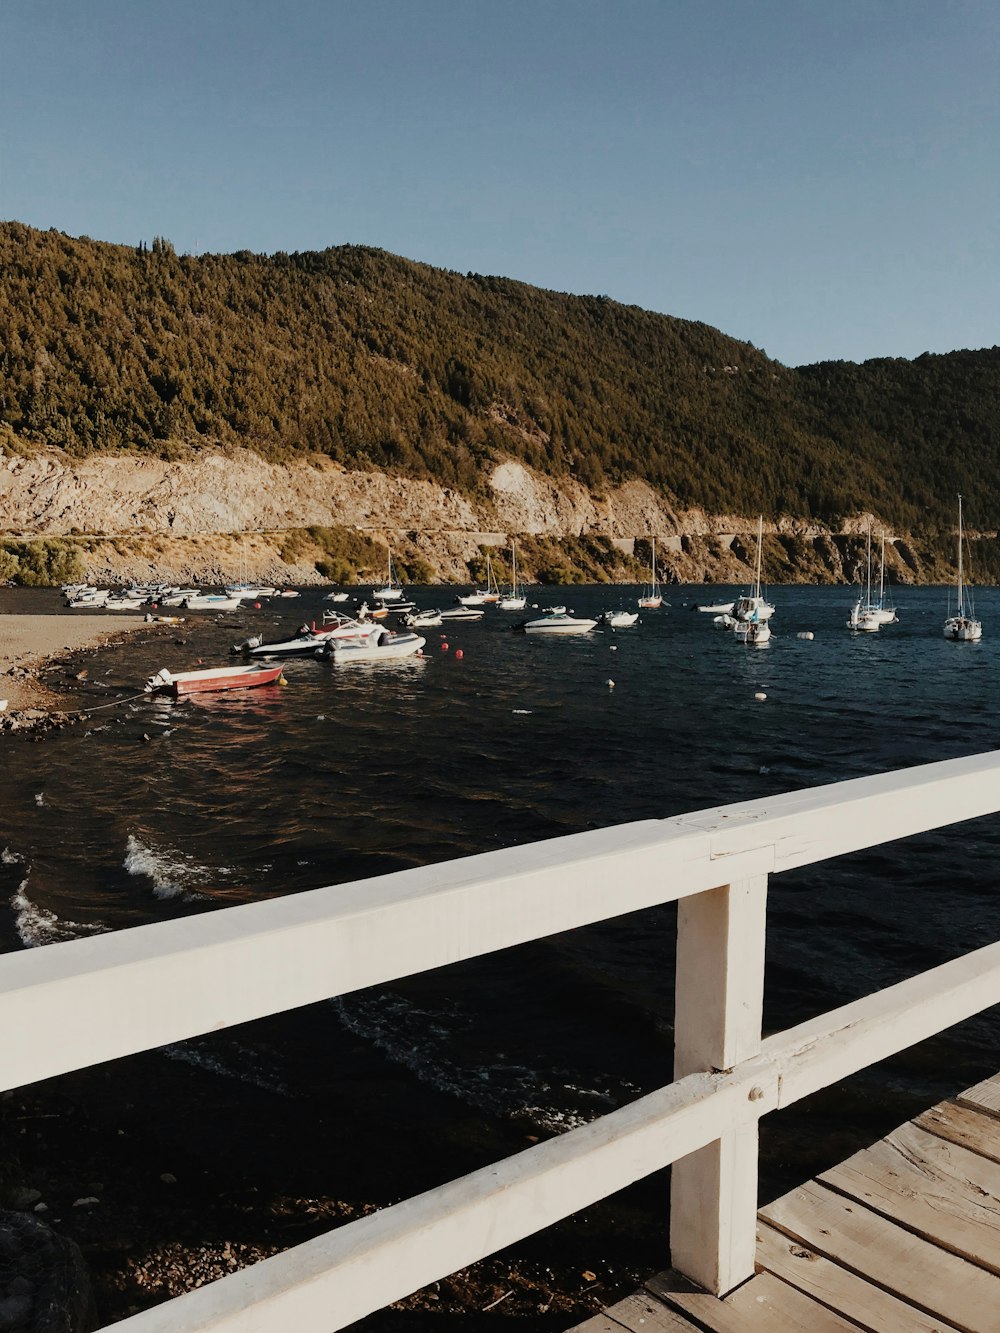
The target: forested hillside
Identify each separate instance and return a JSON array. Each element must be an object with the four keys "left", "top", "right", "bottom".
[{"left": 1, "top": 221, "right": 998, "bottom": 531}]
